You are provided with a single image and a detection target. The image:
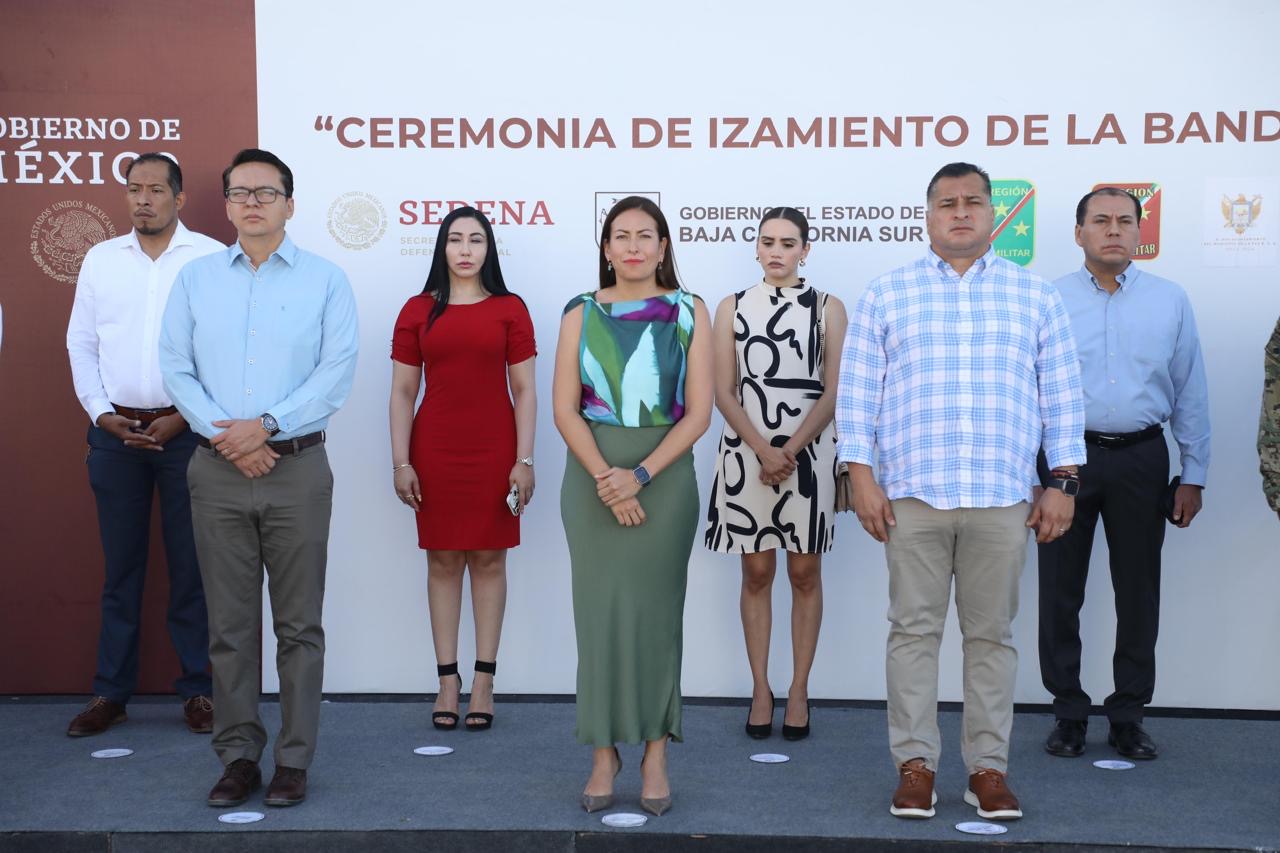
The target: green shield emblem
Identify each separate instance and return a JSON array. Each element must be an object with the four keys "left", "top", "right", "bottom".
[{"left": 990, "top": 179, "right": 1035, "bottom": 266}]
